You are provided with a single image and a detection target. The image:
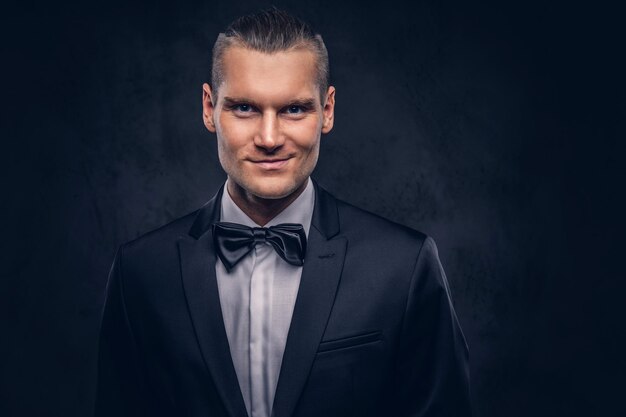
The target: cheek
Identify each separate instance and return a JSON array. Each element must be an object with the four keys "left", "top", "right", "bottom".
[
  {"left": 285, "top": 118, "right": 322, "bottom": 150},
  {"left": 217, "top": 117, "right": 254, "bottom": 154}
]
